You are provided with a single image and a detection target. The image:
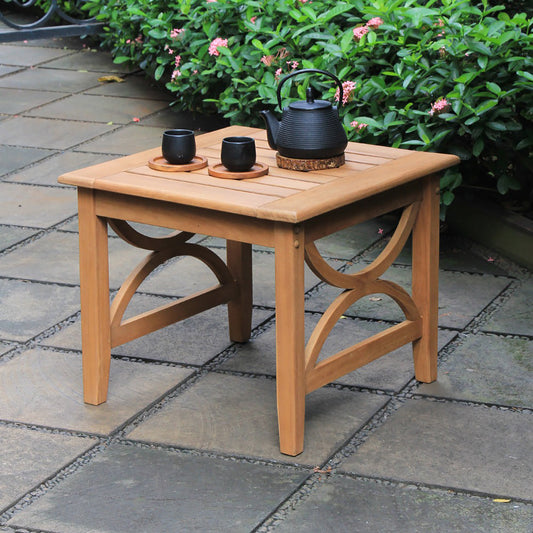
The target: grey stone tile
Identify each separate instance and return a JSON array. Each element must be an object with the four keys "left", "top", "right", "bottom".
[
  {"left": 0, "top": 116, "right": 116, "bottom": 149},
  {"left": 0, "top": 230, "right": 147, "bottom": 288},
  {"left": 0, "top": 341, "right": 13, "bottom": 356},
  {"left": 0, "top": 183, "right": 76, "bottom": 227},
  {"left": 141, "top": 108, "right": 229, "bottom": 130},
  {"left": 0, "top": 279, "right": 80, "bottom": 341},
  {"left": 128, "top": 372, "right": 387, "bottom": 465},
  {"left": 43, "top": 293, "right": 273, "bottom": 365},
  {"left": 417, "top": 334, "right": 533, "bottom": 408},
  {"left": 341, "top": 399, "right": 533, "bottom": 500},
  {"left": 26, "top": 94, "right": 170, "bottom": 124},
  {"left": 142, "top": 249, "right": 325, "bottom": 308},
  {"left": 306, "top": 266, "right": 510, "bottom": 329},
  {"left": 7, "top": 151, "right": 114, "bottom": 186},
  {"left": 0, "top": 348, "right": 193, "bottom": 434},
  {"left": 8, "top": 444, "right": 306, "bottom": 533},
  {"left": 0, "top": 65, "right": 22, "bottom": 77},
  {"left": 482, "top": 280, "right": 533, "bottom": 337},
  {"left": 18, "top": 37, "right": 88, "bottom": 50},
  {"left": 0, "top": 225, "right": 38, "bottom": 251},
  {"left": 0, "top": 44, "right": 72, "bottom": 67},
  {"left": 85, "top": 73, "right": 173, "bottom": 100},
  {"left": 0, "top": 145, "right": 53, "bottom": 176},
  {"left": 314, "top": 217, "right": 396, "bottom": 260},
  {"left": 0, "top": 66, "right": 107, "bottom": 92},
  {"left": 275, "top": 475, "right": 533, "bottom": 533},
  {"left": 42, "top": 50, "right": 134, "bottom": 72},
  {"left": 0, "top": 88, "right": 66, "bottom": 114},
  {"left": 0, "top": 425, "right": 97, "bottom": 512},
  {"left": 221, "top": 315, "right": 457, "bottom": 392},
  {"left": 76, "top": 124, "right": 164, "bottom": 155},
  {"left": 367, "top": 233, "right": 510, "bottom": 275}
]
